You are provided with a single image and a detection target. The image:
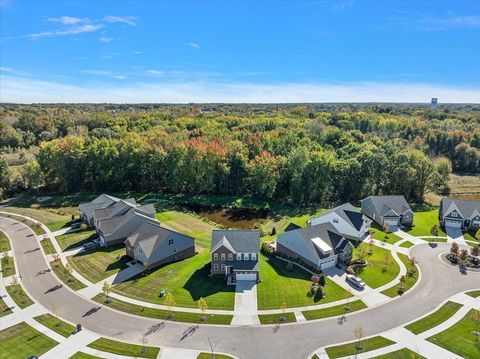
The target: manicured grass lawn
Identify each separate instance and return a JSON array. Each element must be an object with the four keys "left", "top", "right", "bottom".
[
  {"left": 371, "top": 348, "right": 426, "bottom": 358},
  {"left": 464, "top": 231, "right": 478, "bottom": 242},
  {"left": 0, "top": 321, "right": 58, "bottom": 359},
  {"left": 258, "top": 312, "right": 297, "bottom": 324},
  {"left": 0, "top": 296, "right": 13, "bottom": 317},
  {"left": 399, "top": 241, "right": 414, "bottom": 248},
  {"left": 34, "top": 313, "right": 76, "bottom": 338},
  {"left": 113, "top": 251, "right": 235, "bottom": 310},
  {"left": 88, "top": 337, "right": 160, "bottom": 359},
  {"left": 6, "top": 284, "right": 34, "bottom": 309},
  {"left": 370, "top": 223, "right": 403, "bottom": 244},
  {"left": 56, "top": 229, "right": 96, "bottom": 251},
  {"left": 257, "top": 255, "right": 352, "bottom": 310},
  {"left": 156, "top": 210, "right": 217, "bottom": 250},
  {"left": 50, "top": 260, "right": 86, "bottom": 290},
  {"left": 405, "top": 210, "right": 446, "bottom": 237},
  {"left": 466, "top": 290, "right": 480, "bottom": 298},
  {"left": 68, "top": 244, "right": 129, "bottom": 283},
  {"left": 427, "top": 309, "right": 480, "bottom": 359},
  {"left": 1, "top": 254, "right": 16, "bottom": 277},
  {"left": 40, "top": 236, "right": 56, "bottom": 255},
  {"left": 197, "top": 353, "right": 233, "bottom": 359},
  {"left": 69, "top": 352, "right": 102, "bottom": 359},
  {"left": 2, "top": 212, "right": 46, "bottom": 235},
  {"left": 352, "top": 245, "right": 400, "bottom": 289},
  {"left": 93, "top": 293, "right": 233, "bottom": 324},
  {"left": 302, "top": 300, "right": 366, "bottom": 320},
  {"left": 381, "top": 253, "right": 419, "bottom": 298},
  {"left": 405, "top": 301, "right": 463, "bottom": 334},
  {"left": 1, "top": 206, "right": 74, "bottom": 232},
  {"left": 325, "top": 336, "right": 395, "bottom": 359},
  {"left": 0, "top": 230, "right": 11, "bottom": 252}
]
